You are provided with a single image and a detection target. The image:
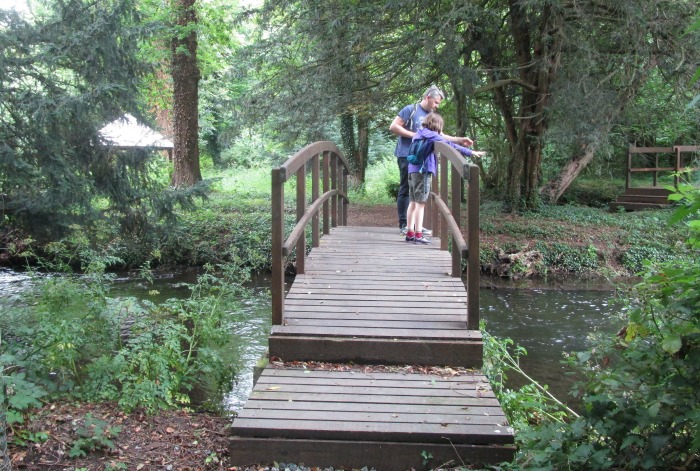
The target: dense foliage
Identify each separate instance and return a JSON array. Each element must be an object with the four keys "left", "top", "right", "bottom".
[
  {"left": 0, "top": 1, "right": 169, "bottom": 240},
  {"left": 486, "top": 187, "right": 700, "bottom": 470},
  {"left": 1, "top": 254, "right": 251, "bottom": 428},
  {"left": 240, "top": 0, "right": 700, "bottom": 210}
]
